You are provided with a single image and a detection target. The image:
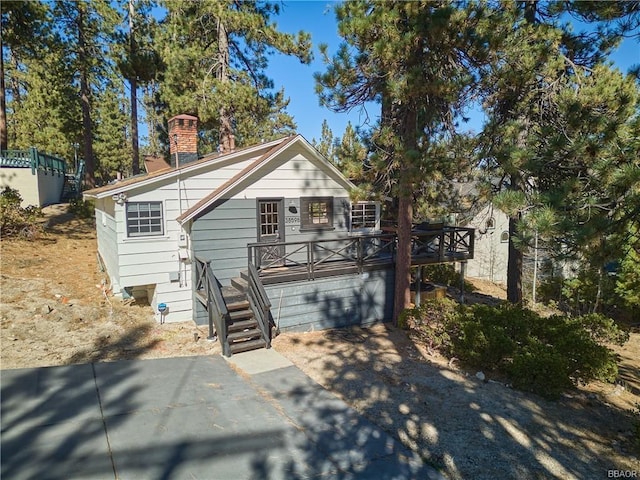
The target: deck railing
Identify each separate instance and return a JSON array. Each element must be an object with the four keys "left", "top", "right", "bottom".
[
  {"left": 0, "top": 148, "right": 67, "bottom": 176},
  {"left": 248, "top": 233, "right": 396, "bottom": 281},
  {"left": 247, "top": 228, "right": 474, "bottom": 281},
  {"left": 194, "top": 256, "right": 230, "bottom": 355},
  {"left": 246, "top": 263, "right": 272, "bottom": 348}
]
